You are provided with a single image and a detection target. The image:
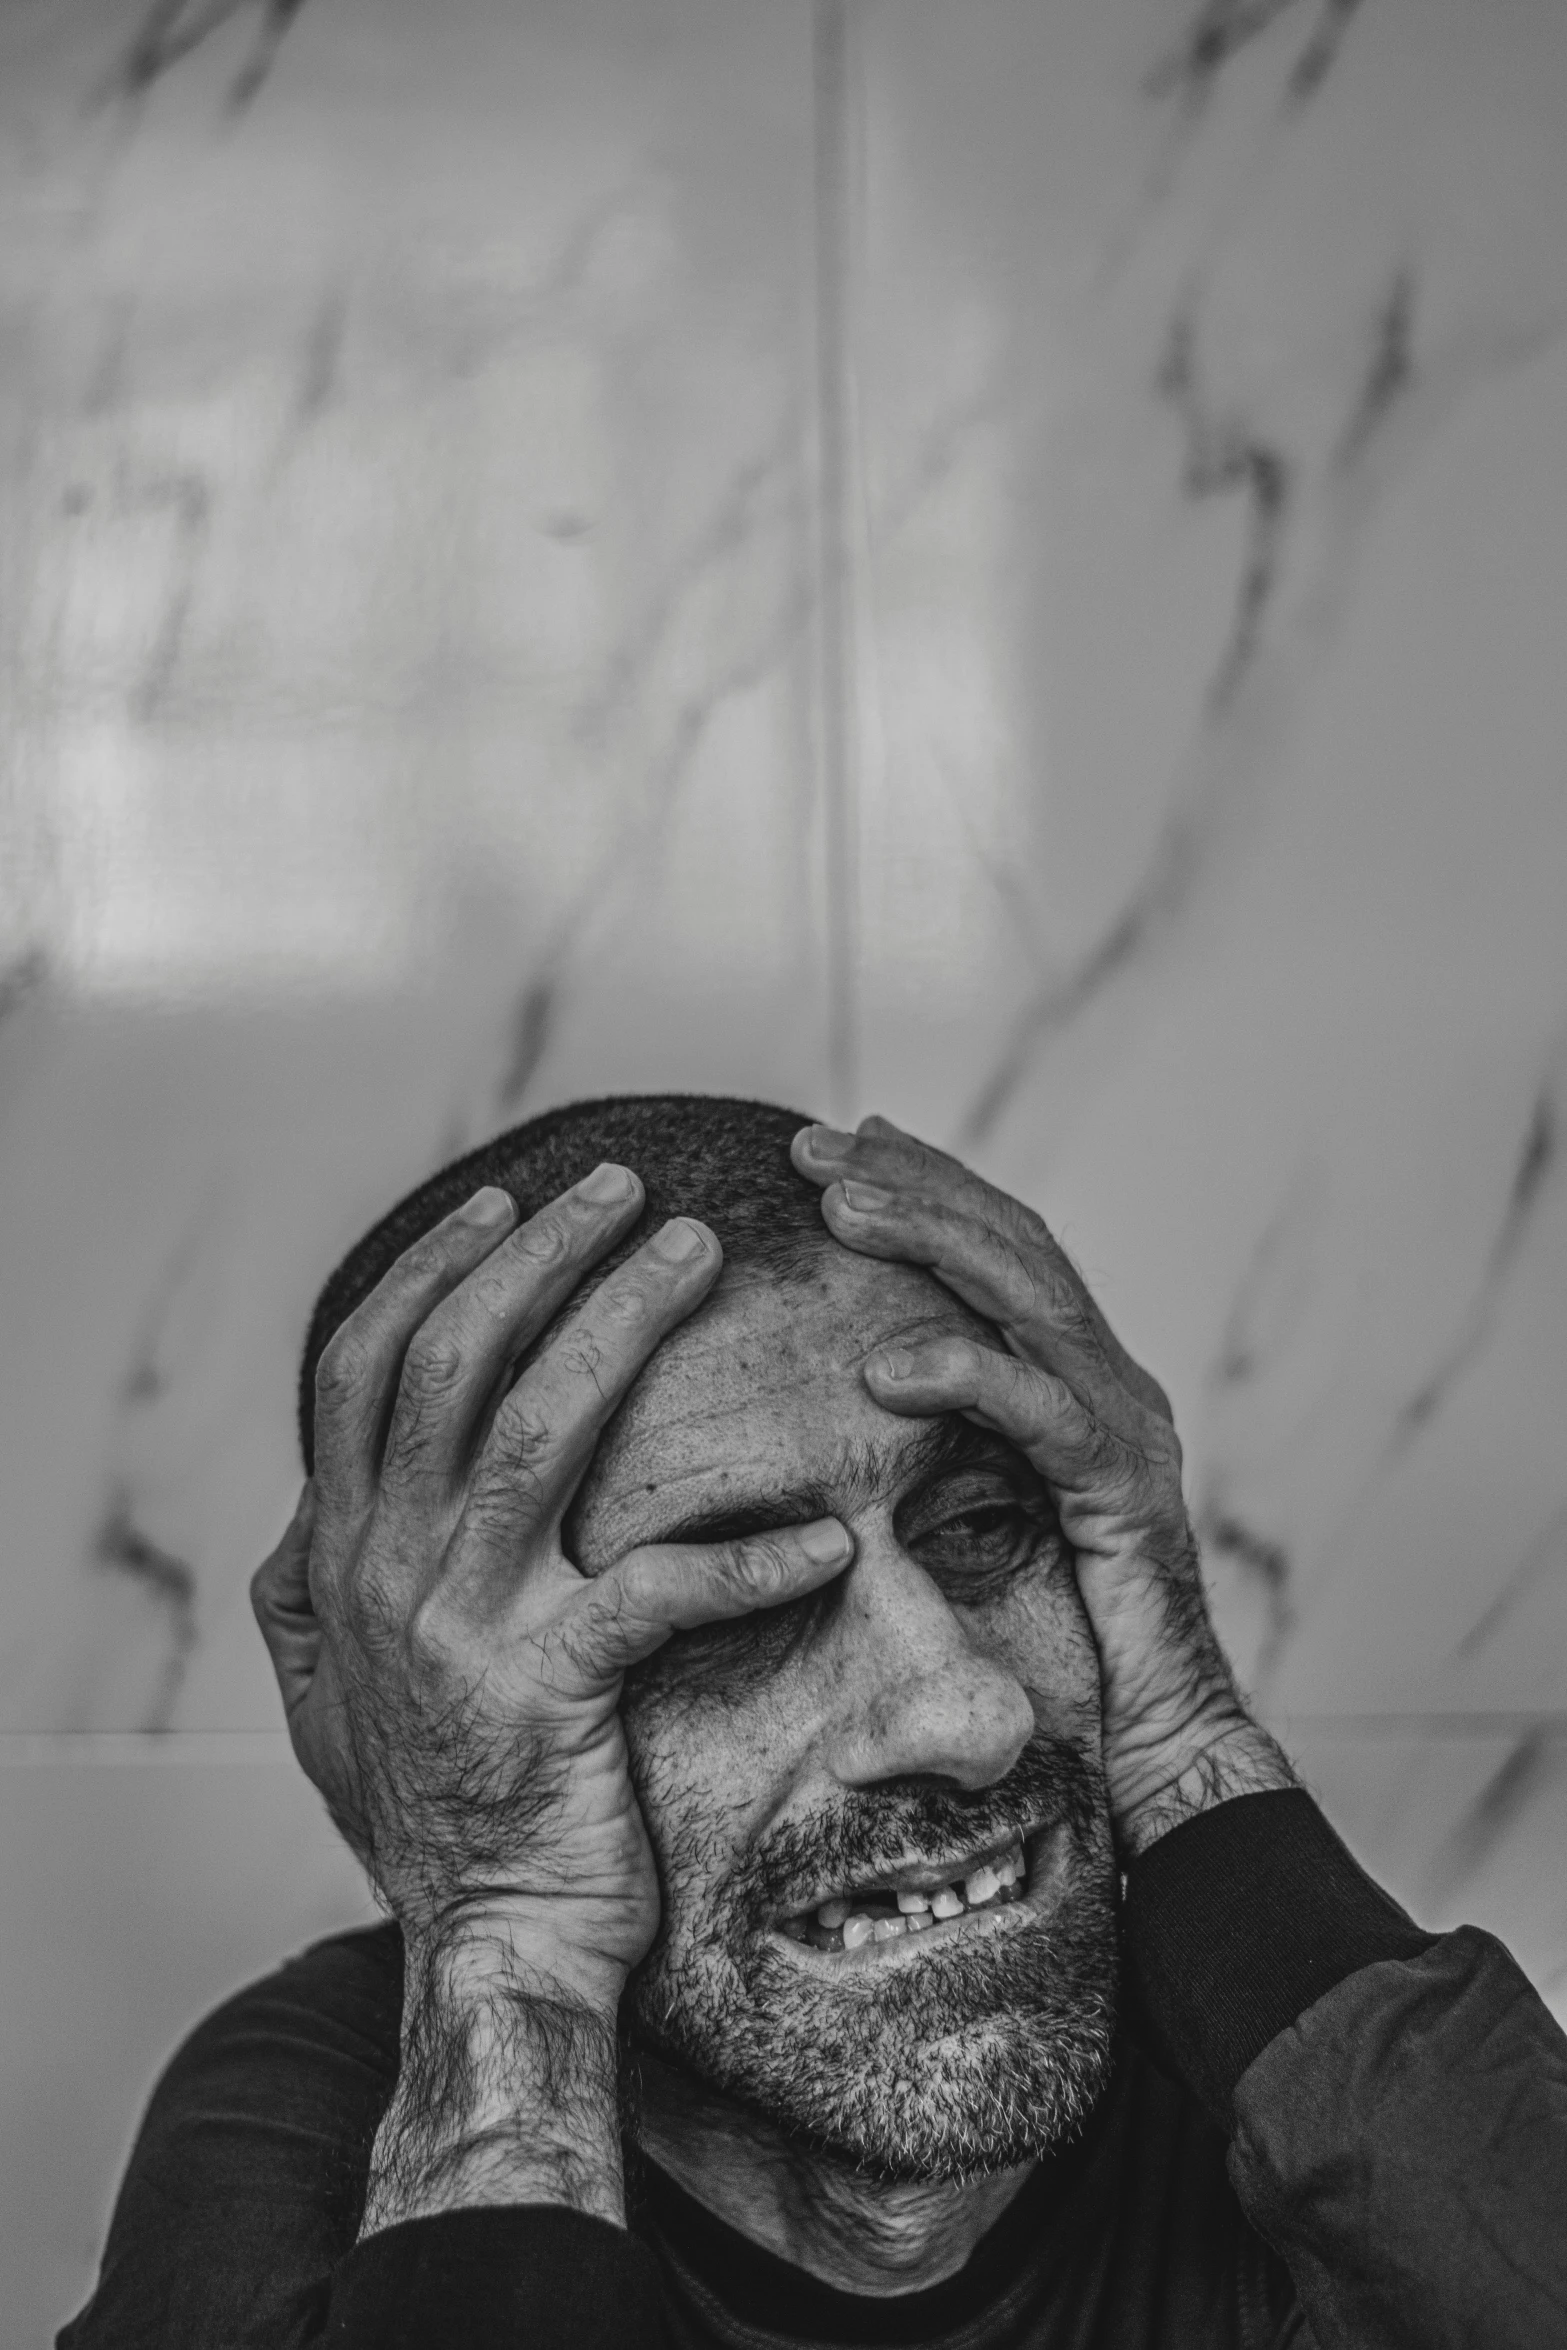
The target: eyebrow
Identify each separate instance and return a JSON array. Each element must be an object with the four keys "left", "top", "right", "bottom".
[{"left": 647, "top": 1415, "right": 1023, "bottom": 1550}]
